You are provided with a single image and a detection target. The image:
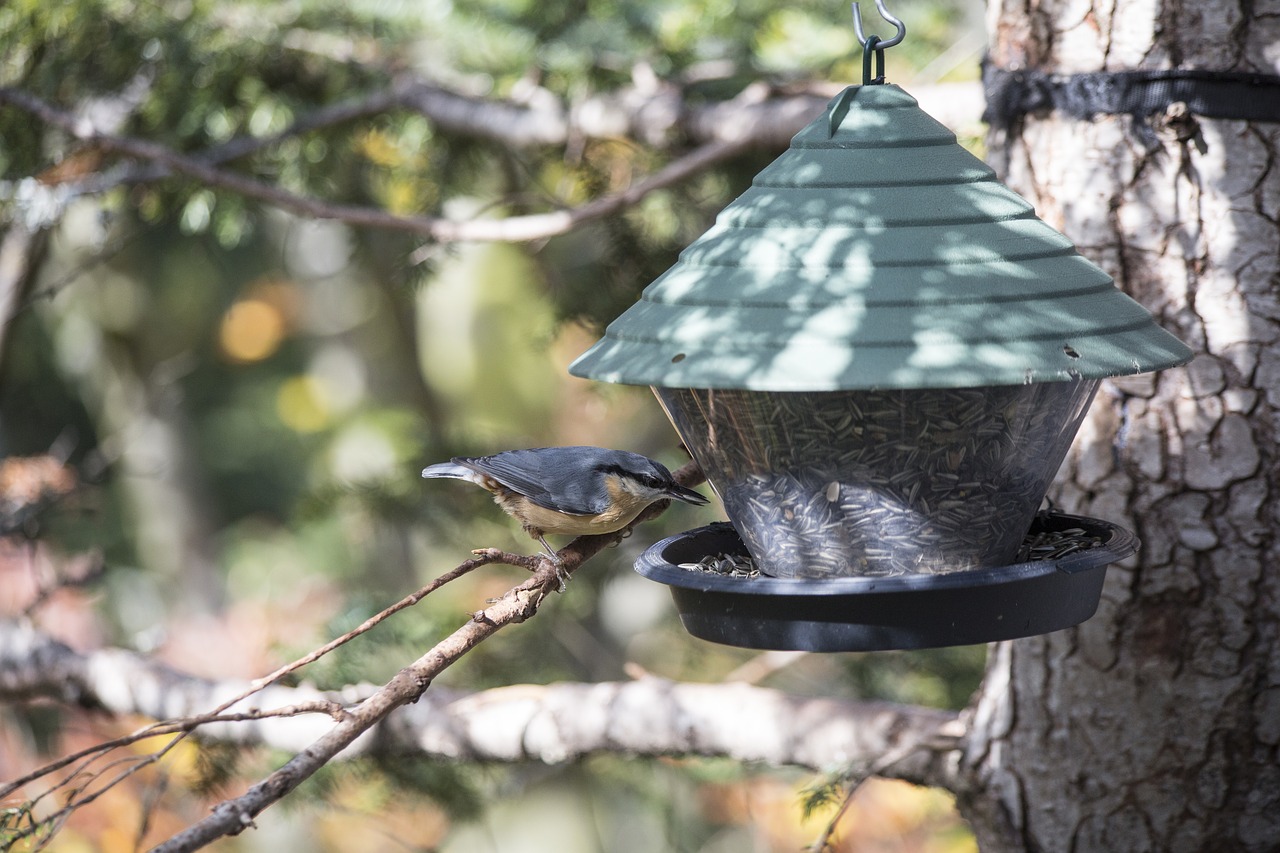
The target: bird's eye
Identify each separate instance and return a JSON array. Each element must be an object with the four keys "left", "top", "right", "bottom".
[{"left": 631, "top": 473, "right": 659, "bottom": 490}]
